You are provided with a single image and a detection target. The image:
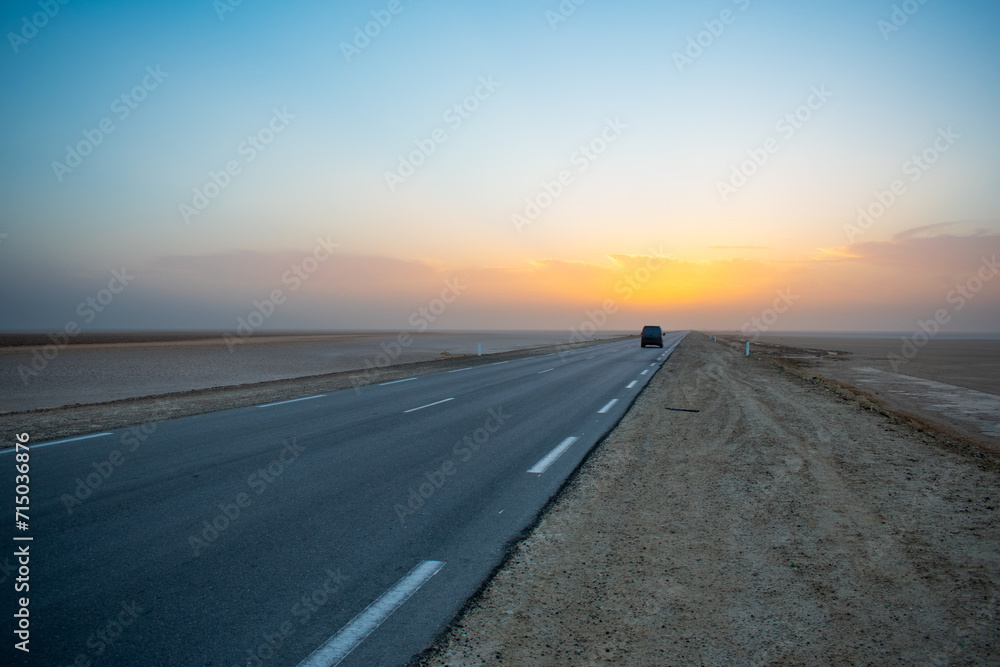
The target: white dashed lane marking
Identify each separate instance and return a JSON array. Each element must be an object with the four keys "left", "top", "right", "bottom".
[{"left": 403, "top": 398, "right": 455, "bottom": 414}]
